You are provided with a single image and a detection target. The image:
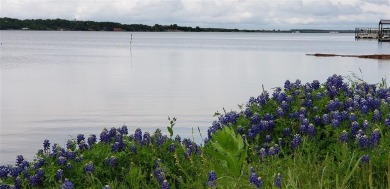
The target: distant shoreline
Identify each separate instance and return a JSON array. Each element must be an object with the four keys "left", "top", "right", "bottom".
[
  {"left": 0, "top": 17, "right": 355, "bottom": 33},
  {"left": 307, "top": 53, "right": 390, "bottom": 60}
]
